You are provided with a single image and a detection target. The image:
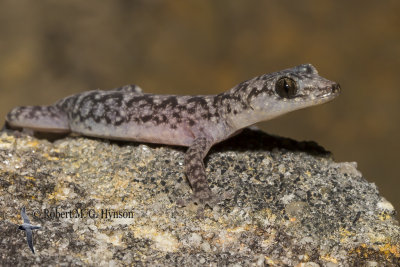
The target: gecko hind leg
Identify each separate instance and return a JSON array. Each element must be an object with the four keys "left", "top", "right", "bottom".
[
  {"left": 180, "top": 137, "right": 224, "bottom": 208},
  {"left": 6, "top": 105, "right": 71, "bottom": 133}
]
